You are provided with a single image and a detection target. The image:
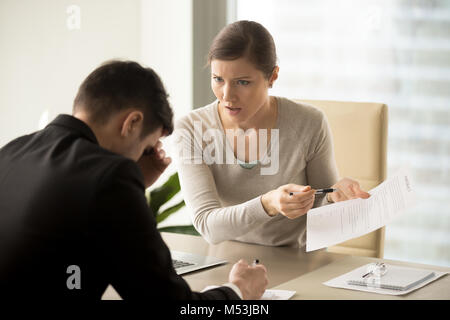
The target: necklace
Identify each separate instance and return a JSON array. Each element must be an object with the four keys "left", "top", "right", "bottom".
[{"left": 237, "top": 158, "right": 259, "bottom": 169}]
